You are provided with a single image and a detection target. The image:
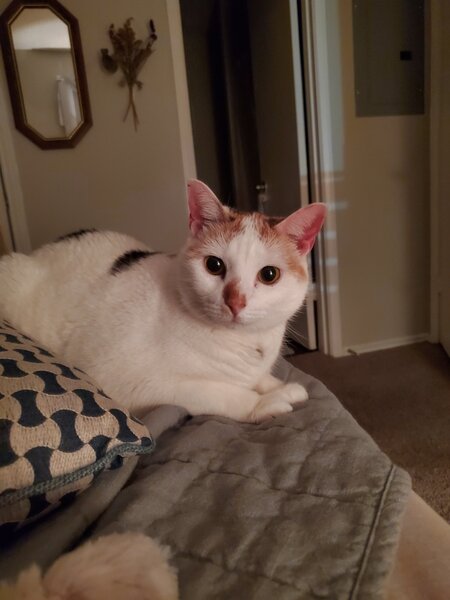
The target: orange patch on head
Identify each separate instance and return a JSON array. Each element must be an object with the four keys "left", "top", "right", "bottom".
[
  {"left": 252, "top": 213, "right": 279, "bottom": 244},
  {"left": 185, "top": 210, "right": 245, "bottom": 259},
  {"left": 253, "top": 212, "right": 308, "bottom": 281},
  {"left": 281, "top": 239, "right": 308, "bottom": 280},
  {"left": 185, "top": 207, "right": 307, "bottom": 281}
]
